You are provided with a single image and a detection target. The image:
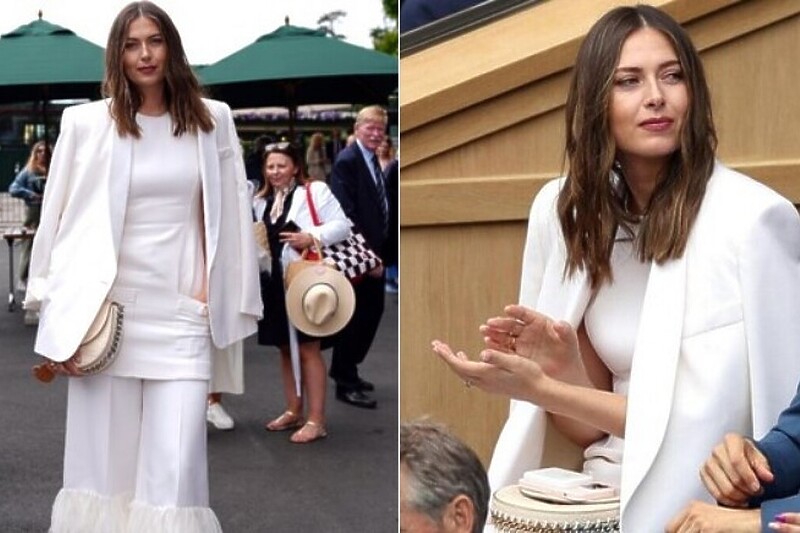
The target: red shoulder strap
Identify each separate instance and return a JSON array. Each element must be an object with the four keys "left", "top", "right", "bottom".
[{"left": 305, "top": 183, "right": 321, "bottom": 226}]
